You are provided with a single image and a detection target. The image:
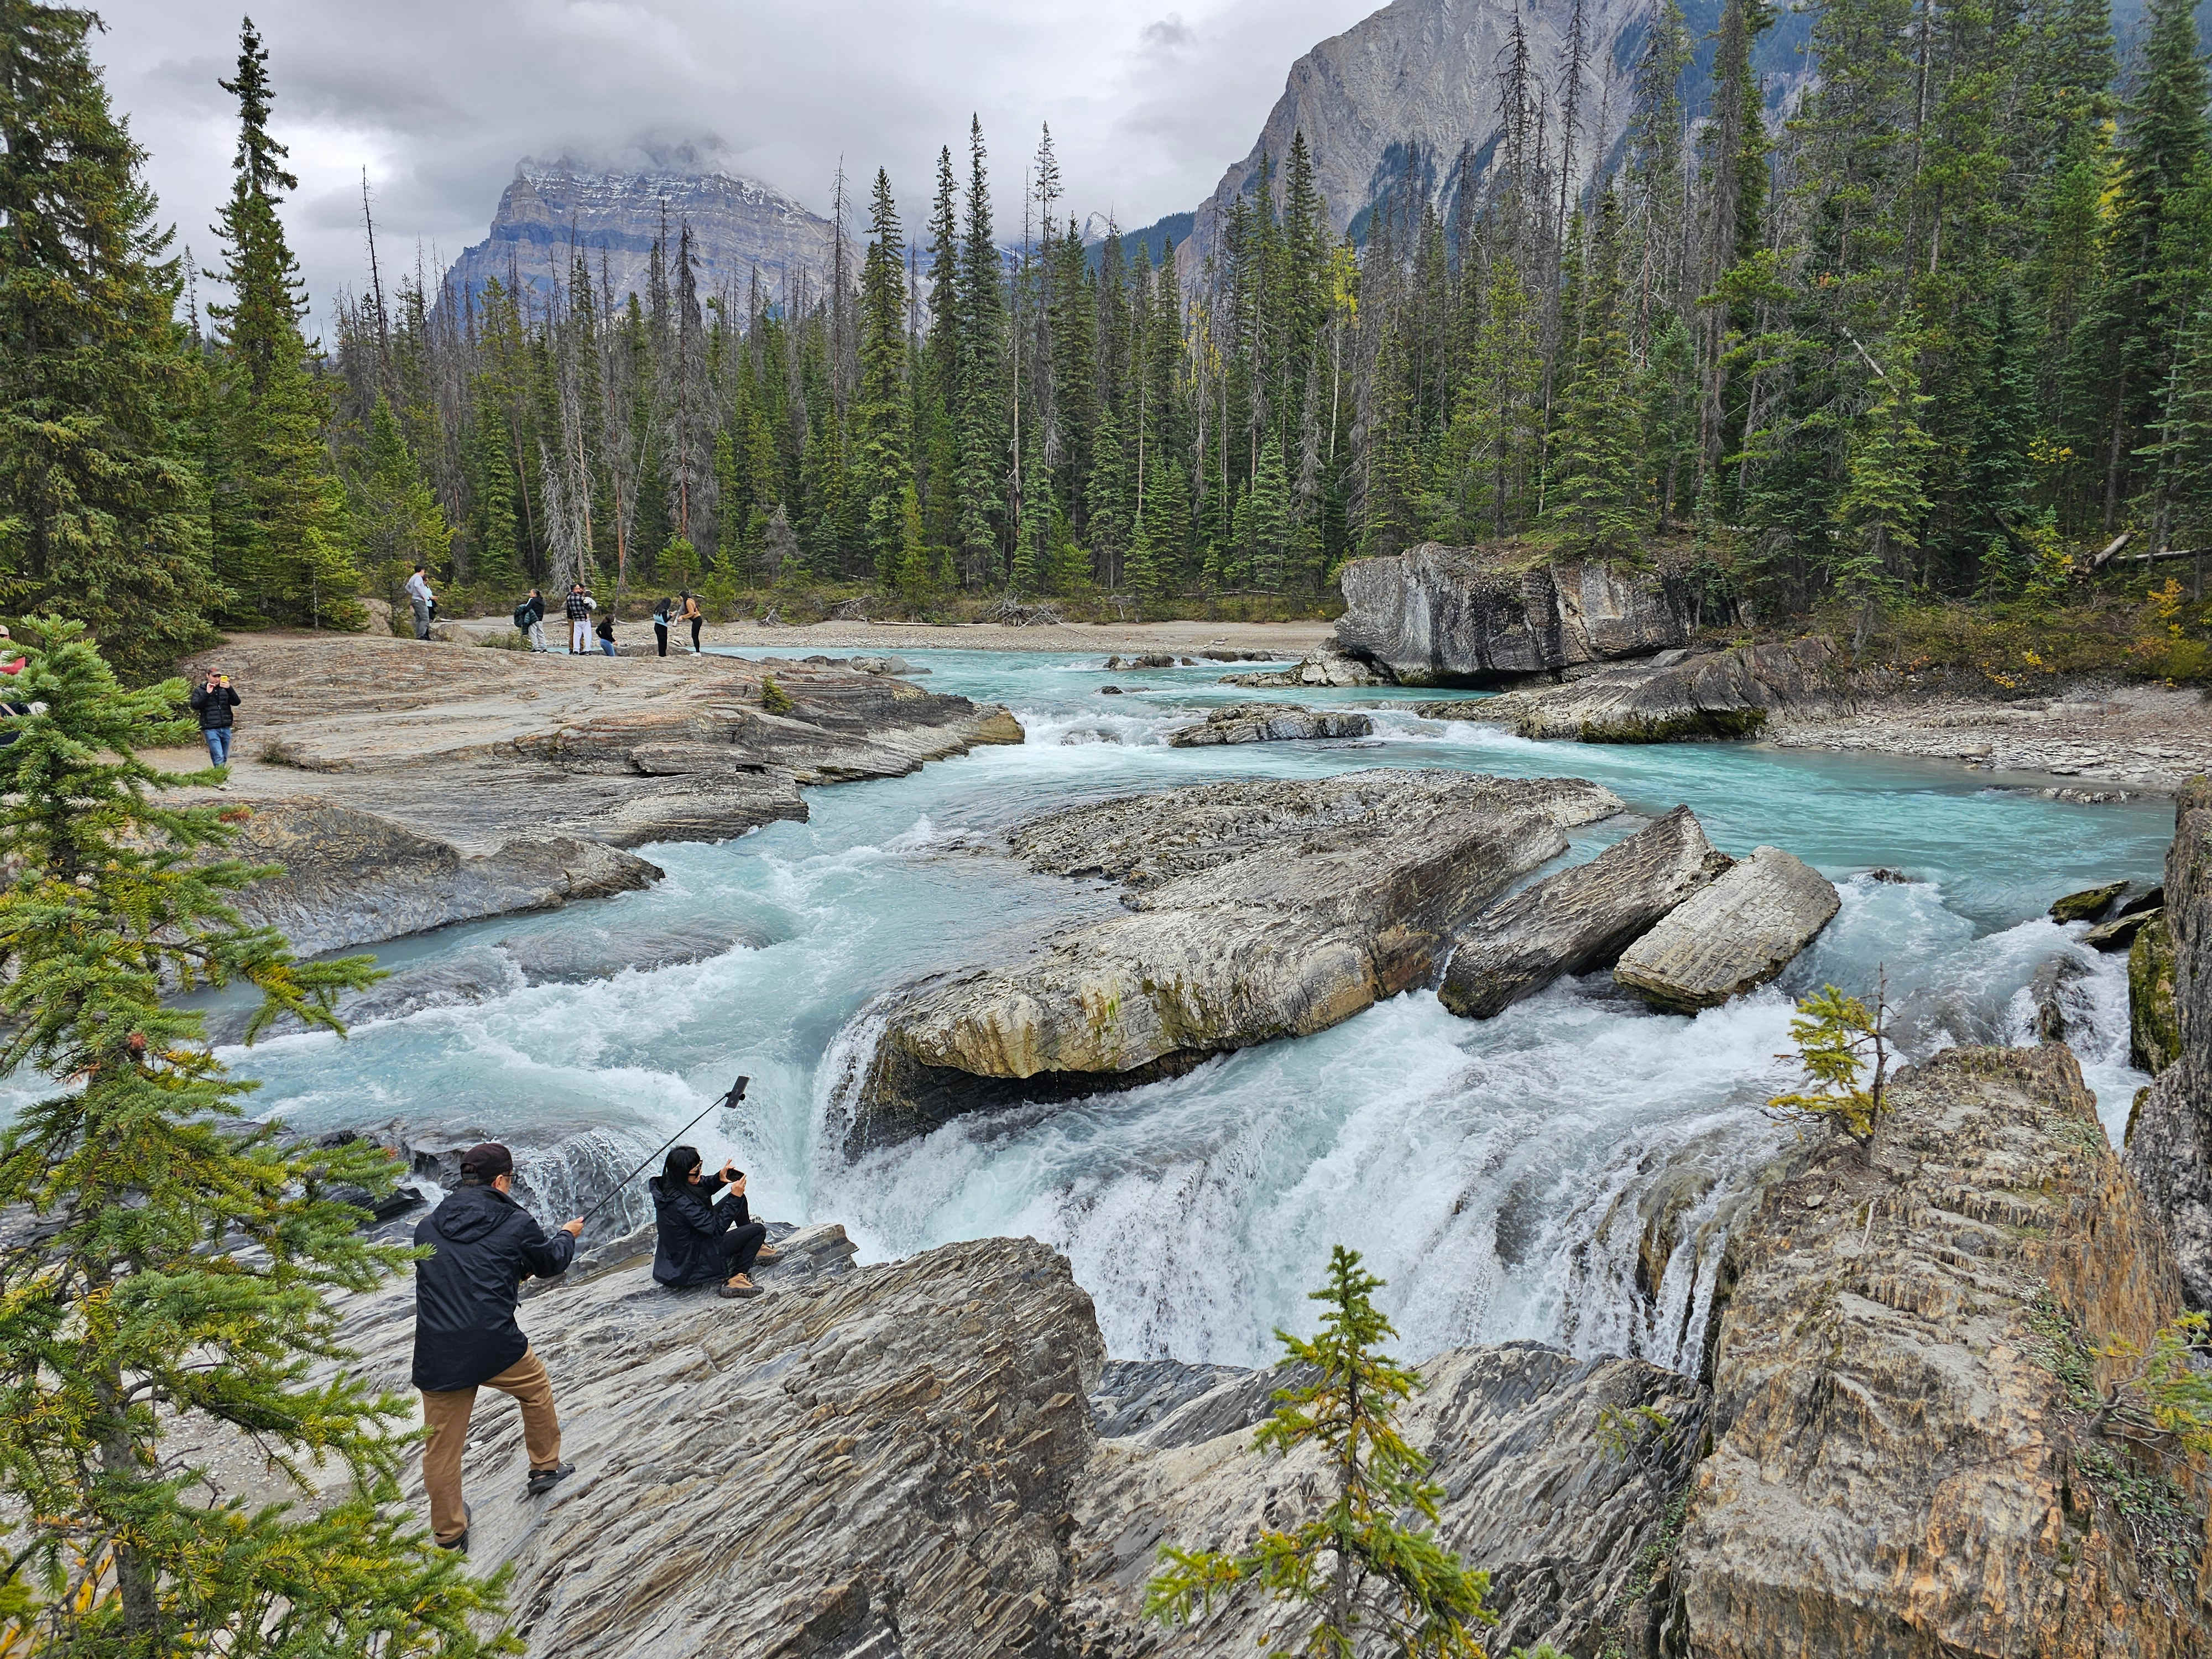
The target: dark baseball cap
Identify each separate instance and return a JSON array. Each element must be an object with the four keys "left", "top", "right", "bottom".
[{"left": 459, "top": 1142, "right": 514, "bottom": 1181}]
